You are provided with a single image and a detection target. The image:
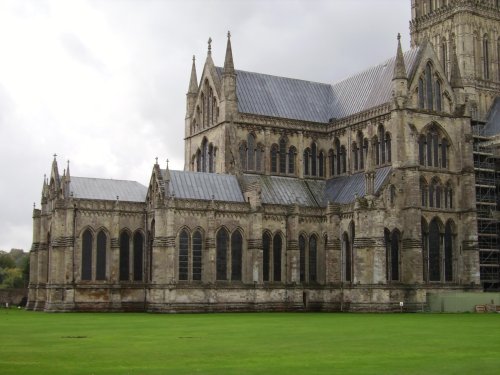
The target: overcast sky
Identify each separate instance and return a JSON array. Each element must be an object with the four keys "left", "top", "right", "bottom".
[{"left": 0, "top": 0, "right": 410, "bottom": 251}]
